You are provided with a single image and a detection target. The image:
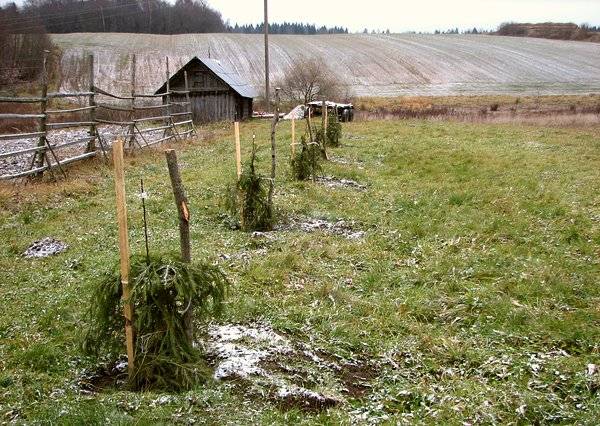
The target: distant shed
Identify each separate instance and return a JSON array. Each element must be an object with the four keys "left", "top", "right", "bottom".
[{"left": 155, "top": 57, "right": 257, "bottom": 123}]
